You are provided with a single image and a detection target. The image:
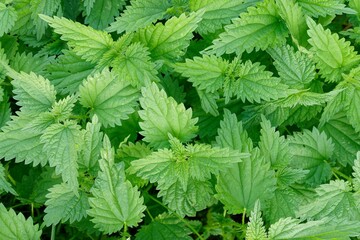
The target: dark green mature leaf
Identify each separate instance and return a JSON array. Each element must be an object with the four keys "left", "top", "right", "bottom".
[
  {"left": 41, "top": 120, "right": 82, "bottom": 192},
  {"left": 84, "top": 0, "right": 126, "bottom": 30},
  {"left": 203, "top": 0, "right": 288, "bottom": 55},
  {"left": 108, "top": 0, "right": 171, "bottom": 34},
  {"left": 0, "top": 203, "right": 42, "bottom": 240},
  {"left": 297, "top": 0, "right": 356, "bottom": 17},
  {"left": 0, "top": 163, "right": 16, "bottom": 195},
  {"left": 79, "top": 68, "right": 139, "bottom": 127},
  {"left": 268, "top": 45, "right": 315, "bottom": 88},
  {"left": 288, "top": 128, "right": 334, "bottom": 186},
  {"left": 0, "top": 3, "right": 17, "bottom": 37},
  {"left": 320, "top": 112, "right": 360, "bottom": 166},
  {"left": 0, "top": 93, "right": 10, "bottom": 128},
  {"left": 136, "top": 213, "right": 192, "bottom": 240},
  {"left": 297, "top": 180, "right": 360, "bottom": 221},
  {"left": 139, "top": 83, "right": 198, "bottom": 148},
  {"left": 44, "top": 183, "right": 90, "bottom": 226}
]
